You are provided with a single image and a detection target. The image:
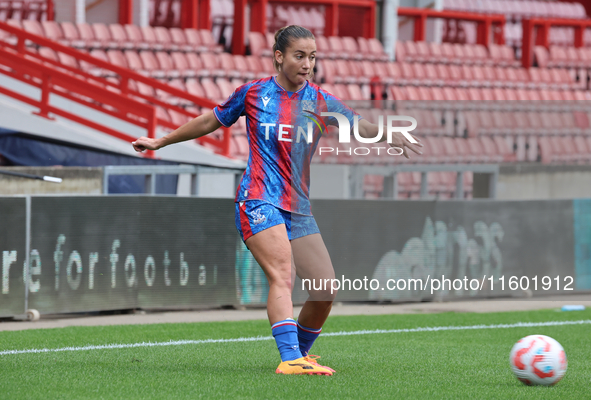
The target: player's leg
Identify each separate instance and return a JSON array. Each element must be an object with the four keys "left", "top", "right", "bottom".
[
  {"left": 245, "top": 224, "right": 294, "bottom": 325},
  {"left": 291, "top": 231, "right": 337, "bottom": 372},
  {"left": 238, "top": 202, "right": 331, "bottom": 375},
  {"left": 292, "top": 232, "right": 336, "bottom": 331}
]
